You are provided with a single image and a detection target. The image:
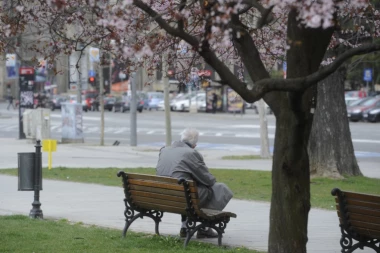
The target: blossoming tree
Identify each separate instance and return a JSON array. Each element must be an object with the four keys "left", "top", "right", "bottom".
[{"left": 1, "top": 0, "right": 380, "bottom": 252}]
